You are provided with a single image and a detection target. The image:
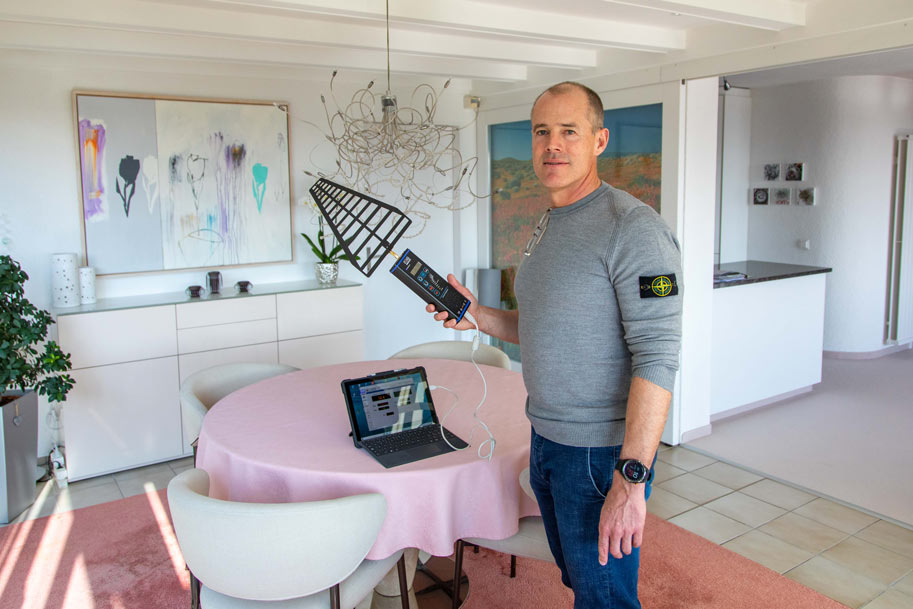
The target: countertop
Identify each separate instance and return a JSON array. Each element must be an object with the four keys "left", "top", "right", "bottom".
[
  {"left": 52, "top": 278, "right": 362, "bottom": 316},
  {"left": 713, "top": 260, "right": 832, "bottom": 289}
]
